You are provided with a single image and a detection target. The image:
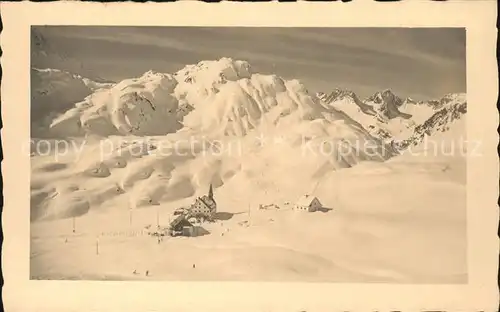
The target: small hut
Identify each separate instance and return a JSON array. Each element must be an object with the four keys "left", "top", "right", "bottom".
[
  {"left": 169, "top": 214, "right": 195, "bottom": 237},
  {"left": 294, "top": 194, "right": 322, "bottom": 212}
]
